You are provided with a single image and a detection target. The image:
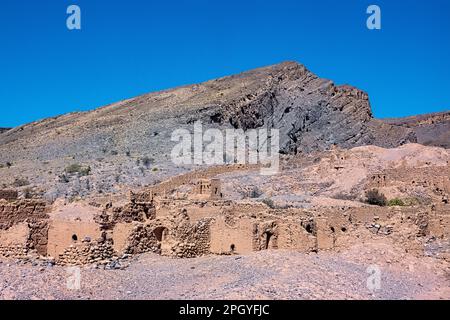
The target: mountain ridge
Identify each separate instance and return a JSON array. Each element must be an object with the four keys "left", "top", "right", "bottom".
[{"left": 0, "top": 61, "right": 447, "bottom": 200}]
